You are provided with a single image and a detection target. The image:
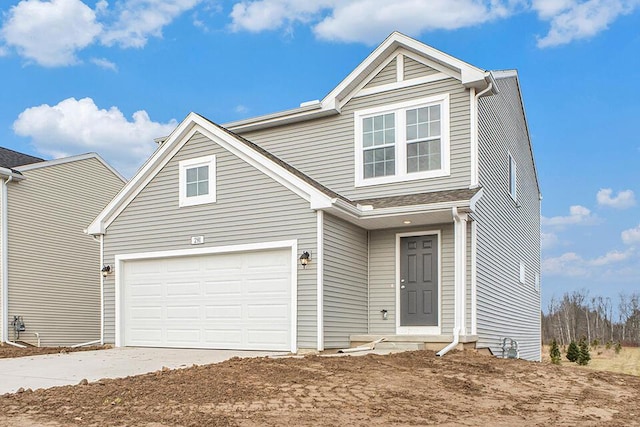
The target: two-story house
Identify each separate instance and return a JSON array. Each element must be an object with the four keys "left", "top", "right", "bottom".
[
  {"left": 0, "top": 149, "right": 125, "bottom": 347},
  {"left": 87, "top": 32, "right": 541, "bottom": 360}
]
